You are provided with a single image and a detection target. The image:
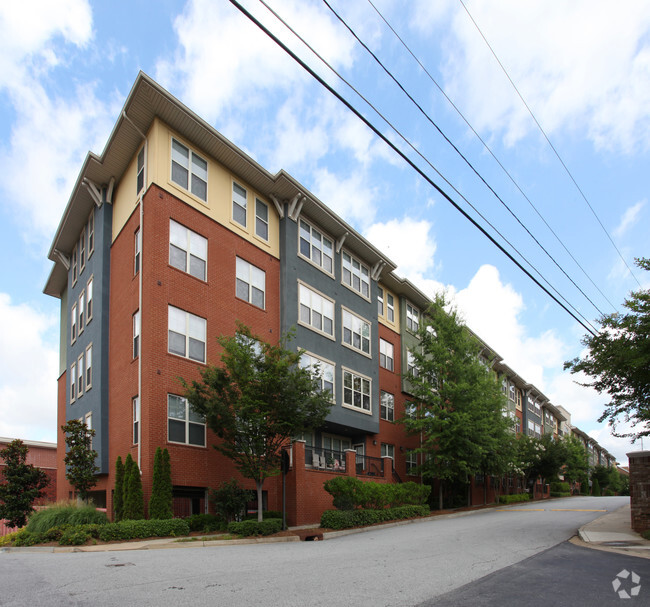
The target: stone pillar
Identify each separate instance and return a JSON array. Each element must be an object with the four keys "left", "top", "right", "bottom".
[{"left": 627, "top": 451, "right": 650, "bottom": 533}]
